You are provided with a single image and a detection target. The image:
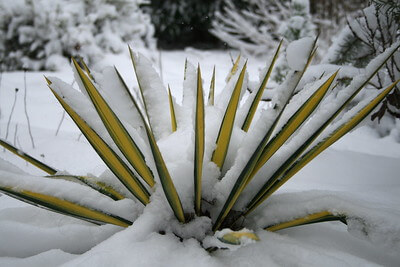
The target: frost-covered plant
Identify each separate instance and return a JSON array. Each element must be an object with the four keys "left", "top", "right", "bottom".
[
  {"left": 211, "top": 0, "right": 315, "bottom": 56},
  {"left": 211, "top": 0, "right": 315, "bottom": 84},
  {"left": 0, "top": 38, "right": 399, "bottom": 249},
  {"left": 323, "top": 2, "right": 400, "bottom": 136},
  {"left": 0, "top": 0, "right": 155, "bottom": 71}
]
